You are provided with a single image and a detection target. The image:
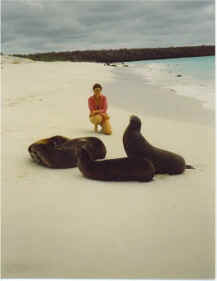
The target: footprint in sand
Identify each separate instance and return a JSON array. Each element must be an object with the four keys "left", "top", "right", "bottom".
[{"left": 6, "top": 96, "right": 44, "bottom": 107}]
